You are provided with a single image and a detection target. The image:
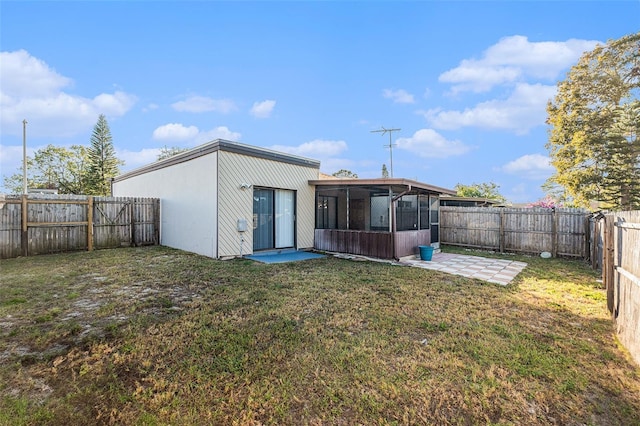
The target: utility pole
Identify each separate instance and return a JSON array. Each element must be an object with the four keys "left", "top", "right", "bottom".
[
  {"left": 22, "top": 119, "right": 28, "bottom": 194},
  {"left": 371, "top": 126, "right": 400, "bottom": 177}
]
